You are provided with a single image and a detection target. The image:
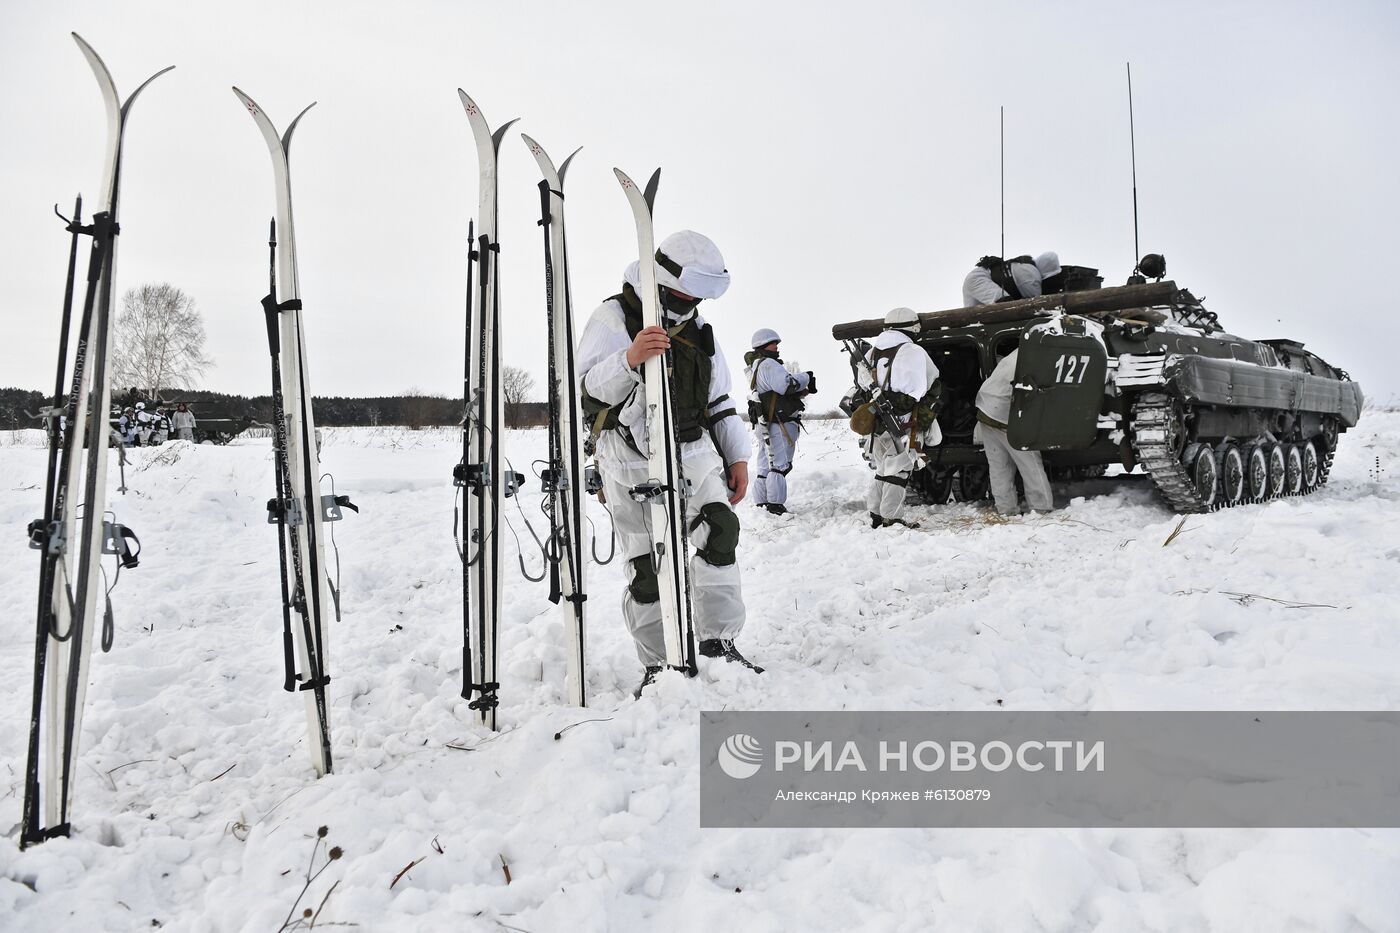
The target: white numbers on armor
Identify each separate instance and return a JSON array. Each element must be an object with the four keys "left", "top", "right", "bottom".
[{"left": 1052, "top": 354, "right": 1092, "bottom": 384}]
